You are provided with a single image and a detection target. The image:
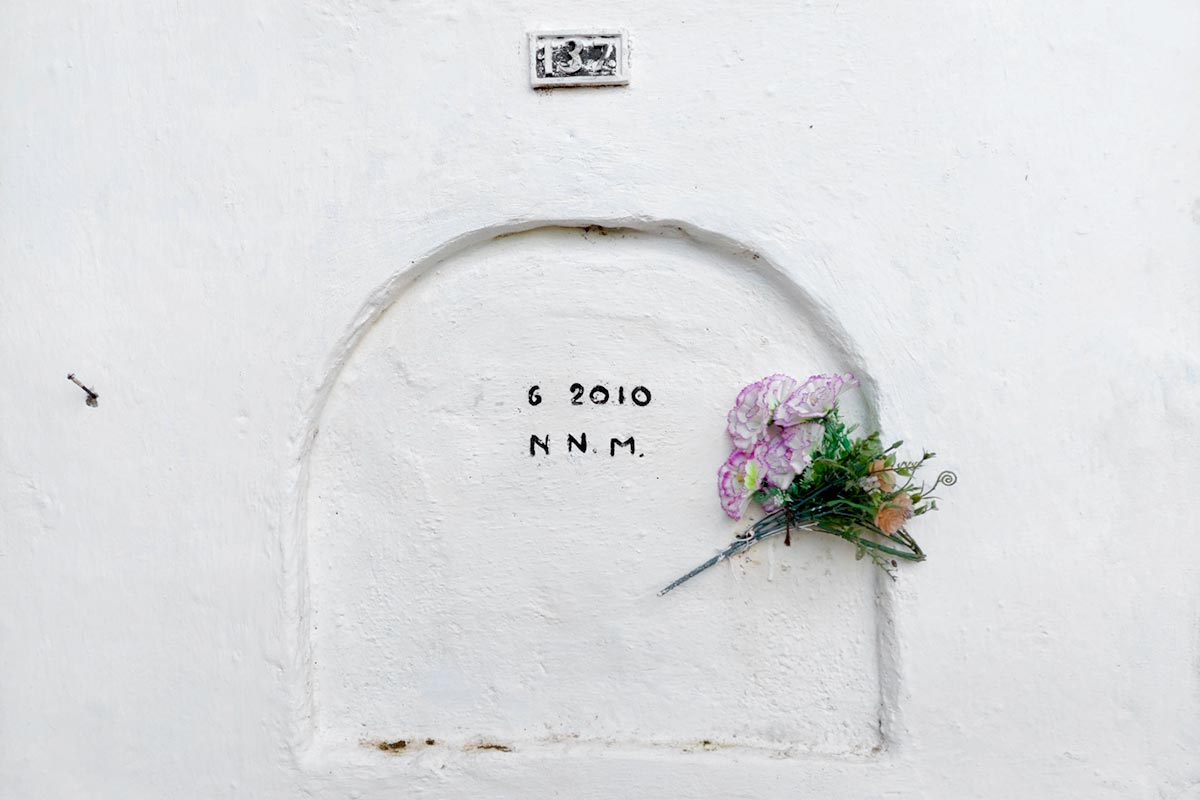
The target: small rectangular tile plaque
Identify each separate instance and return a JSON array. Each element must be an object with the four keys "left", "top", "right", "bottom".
[{"left": 529, "top": 31, "right": 628, "bottom": 88}]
